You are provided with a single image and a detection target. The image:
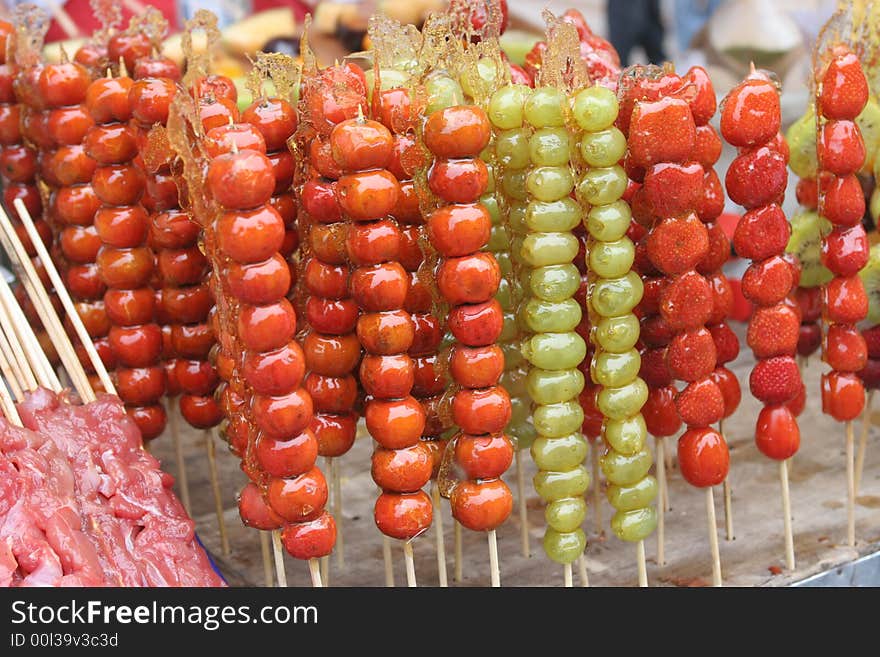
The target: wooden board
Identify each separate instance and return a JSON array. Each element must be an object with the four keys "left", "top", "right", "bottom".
[{"left": 154, "top": 349, "right": 880, "bottom": 587}]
